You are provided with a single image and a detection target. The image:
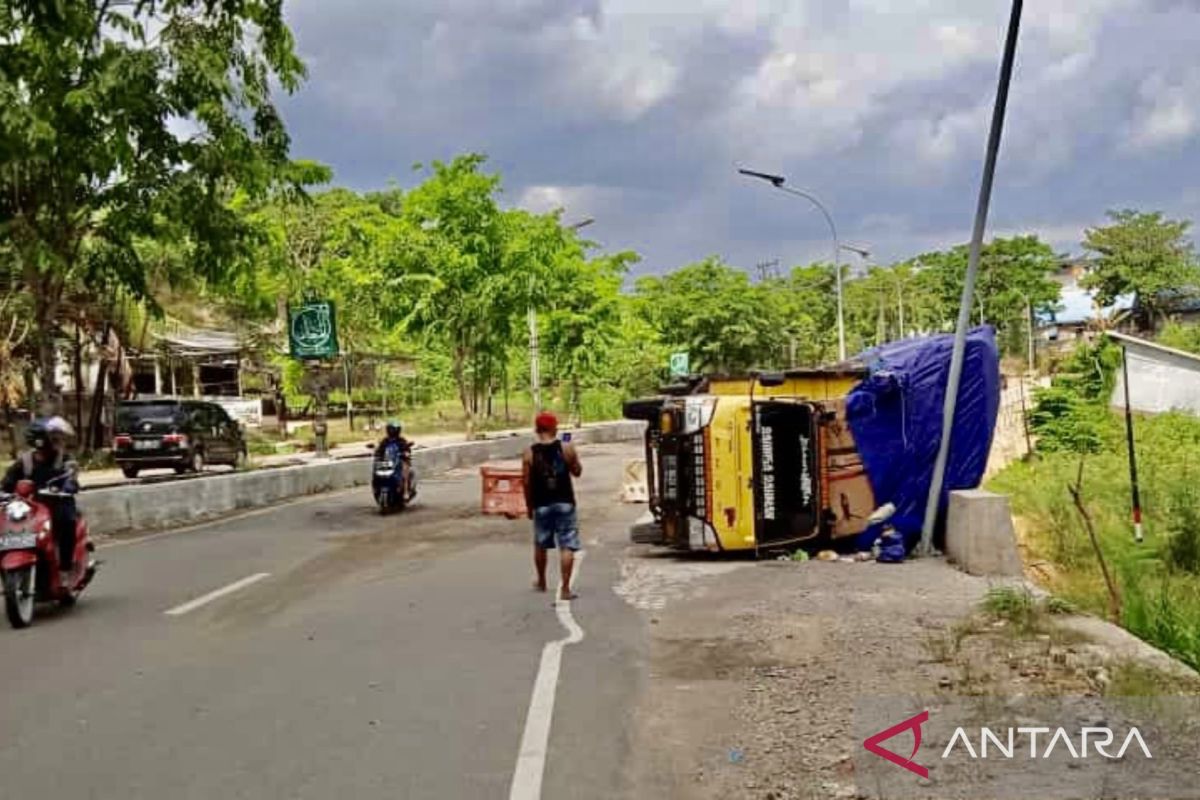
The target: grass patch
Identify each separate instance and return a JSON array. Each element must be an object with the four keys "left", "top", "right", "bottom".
[
  {"left": 980, "top": 586, "right": 1072, "bottom": 636},
  {"left": 989, "top": 410, "right": 1200, "bottom": 672}
]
